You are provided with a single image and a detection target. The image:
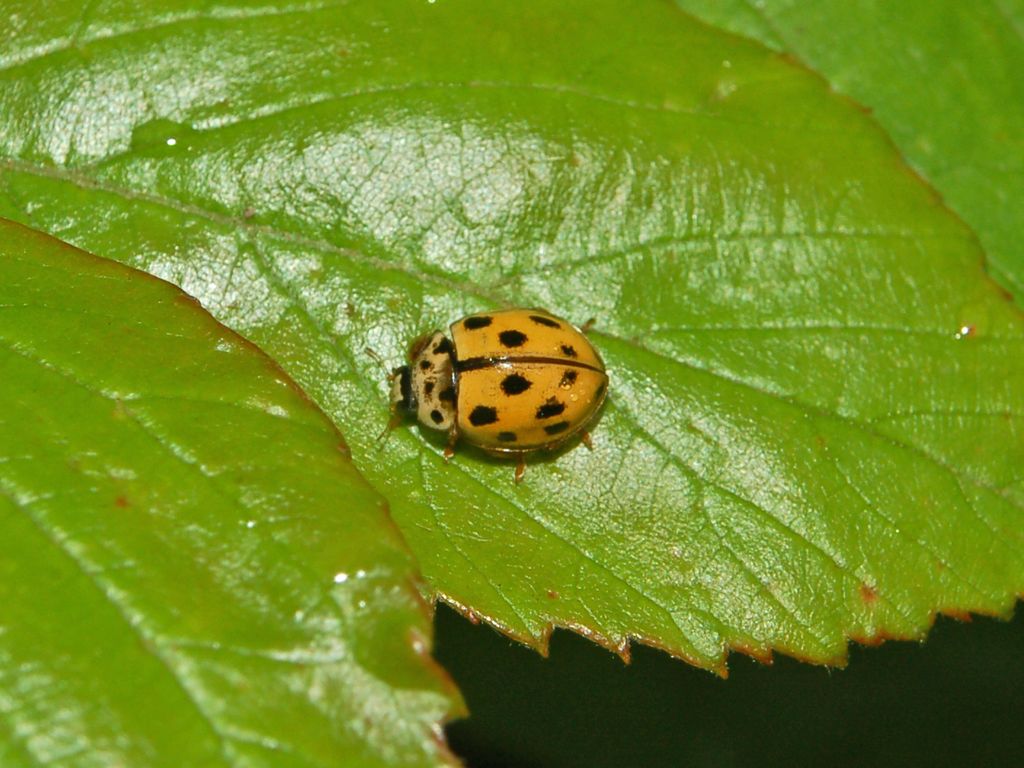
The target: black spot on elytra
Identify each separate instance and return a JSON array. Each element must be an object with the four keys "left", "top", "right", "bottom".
[
  {"left": 497, "top": 431, "right": 518, "bottom": 442},
  {"left": 439, "top": 387, "right": 456, "bottom": 402},
  {"left": 419, "top": 359, "right": 432, "bottom": 371},
  {"left": 535, "top": 399, "right": 566, "bottom": 419},
  {"left": 424, "top": 381, "right": 435, "bottom": 396},
  {"left": 559, "top": 370, "right": 577, "bottom": 388},
  {"left": 433, "top": 337, "right": 453, "bottom": 355},
  {"left": 560, "top": 344, "right": 577, "bottom": 358},
  {"left": 469, "top": 405, "right": 498, "bottom": 426},
  {"left": 501, "top": 373, "right": 532, "bottom": 395},
  {"left": 499, "top": 329, "right": 528, "bottom": 347},
  {"left": 463, "top": 316, "right": 492, "bottom": 330},
  {"left": 430, "top": 409, "right": 444, "bottom": 424},
  {"left": 529, "top": 314, "right": 560, "bottom": 328},
  {"left": 543, "top": 421, "right": 570, "bottom": 436},
  {"left": 595, "top": 382, "right": 606, "bottom": 400}
]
